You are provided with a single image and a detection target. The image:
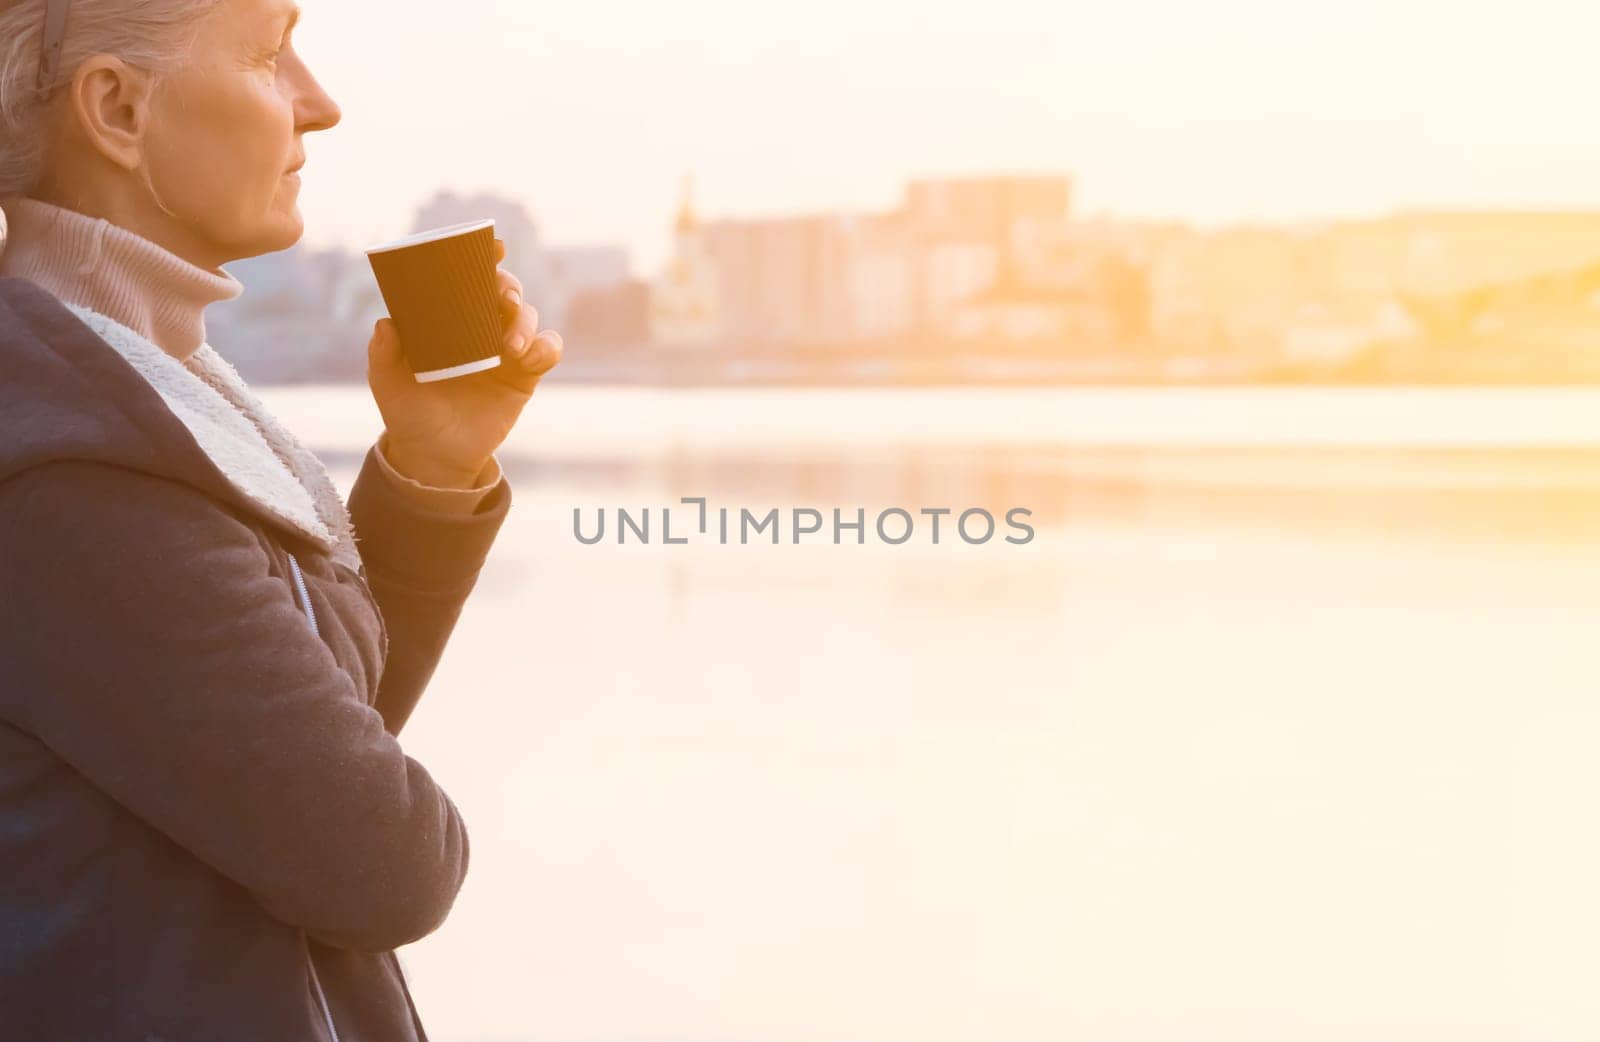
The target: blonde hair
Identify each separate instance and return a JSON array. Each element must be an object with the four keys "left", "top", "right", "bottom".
[{"left": 0, "top": 0, "right": 223, "bottom": 197}]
